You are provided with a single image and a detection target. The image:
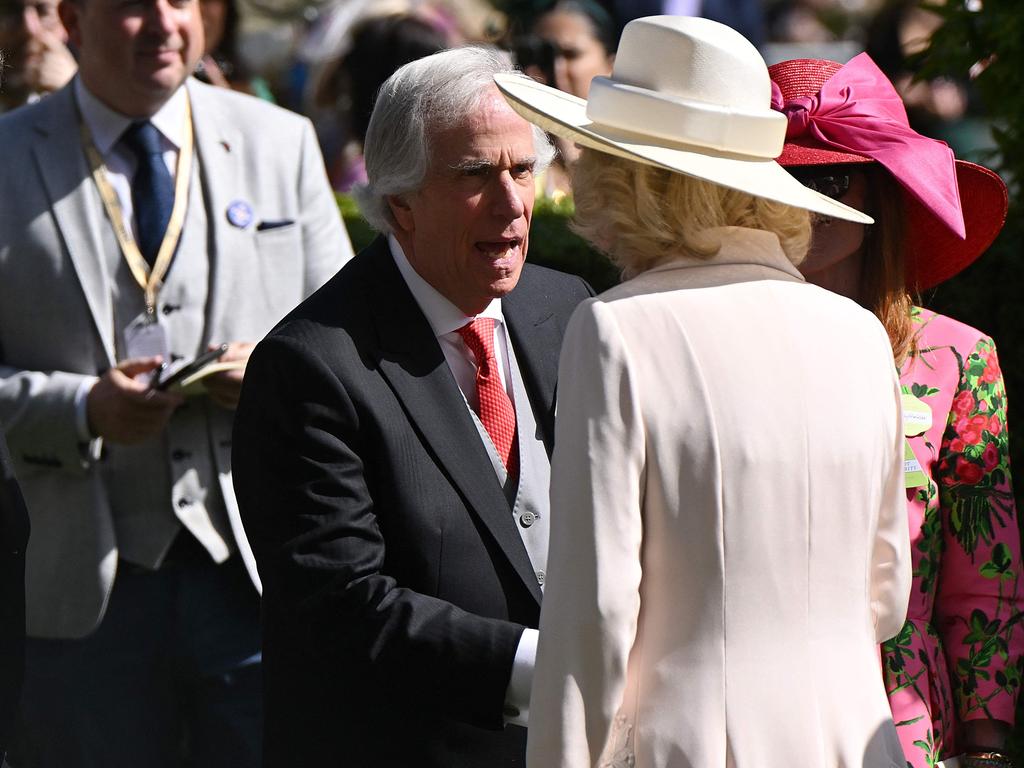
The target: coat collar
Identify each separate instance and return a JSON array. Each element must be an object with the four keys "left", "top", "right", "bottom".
[
  {"left": 642, "top": 226, "right": 806, "bottom": 282},
  {"left": 364, "top": 237, "right": 550, "bottom": 605}
]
